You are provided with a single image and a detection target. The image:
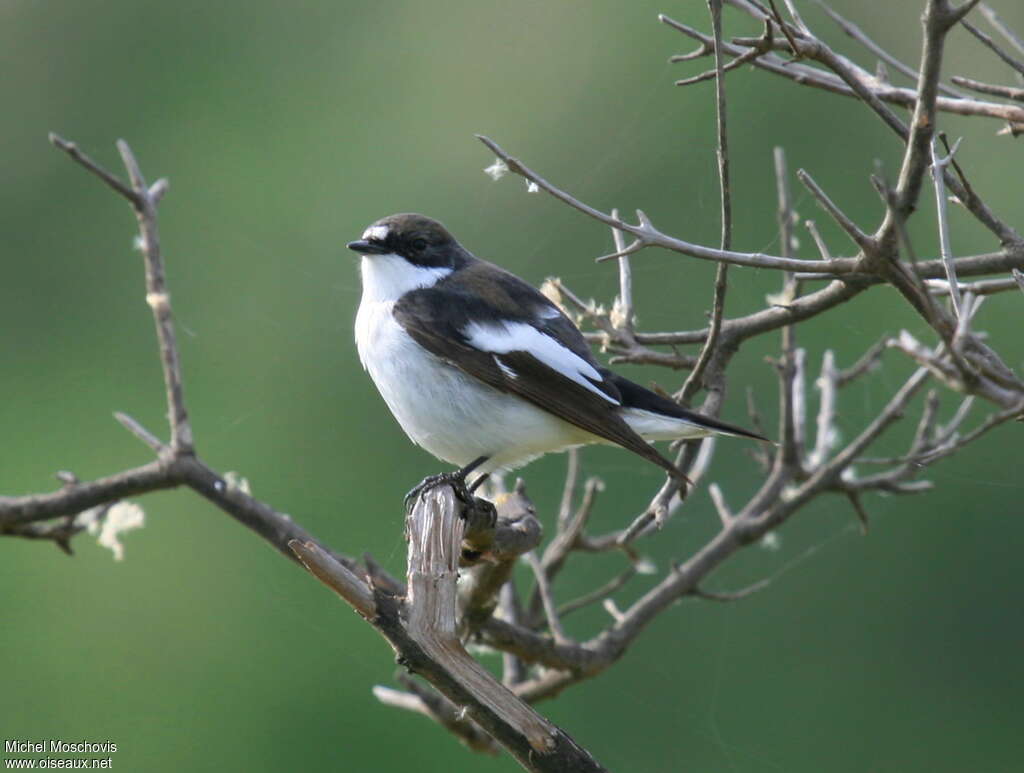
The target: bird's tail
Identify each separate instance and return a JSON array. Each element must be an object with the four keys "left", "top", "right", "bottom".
[{"left": 607, "top": 371, "right": 769, "bottom": 443}]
